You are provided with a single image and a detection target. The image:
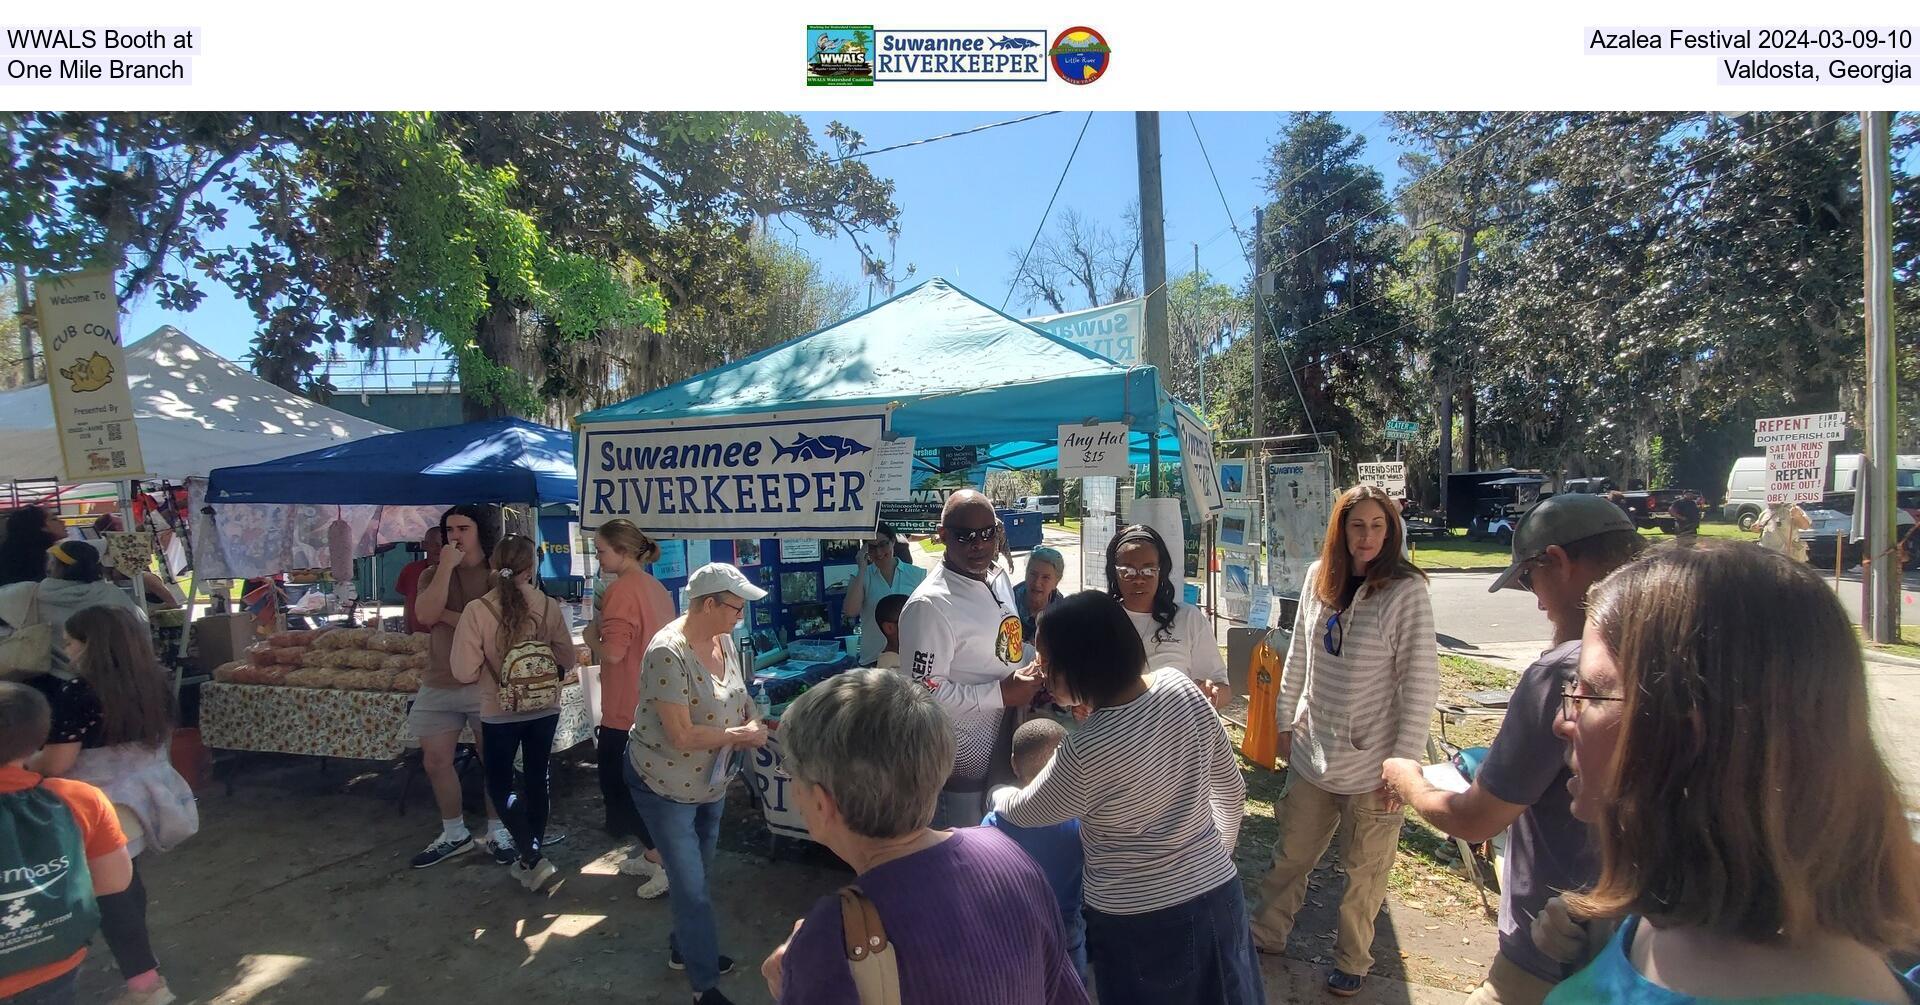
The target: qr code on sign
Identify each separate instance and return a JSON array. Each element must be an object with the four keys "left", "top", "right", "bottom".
[
  {"left": 112, "top": 451, "right": 126, "bottom": 467},
  {"left": 107, "top": 423, "right": 122, "bottom": 442}
]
